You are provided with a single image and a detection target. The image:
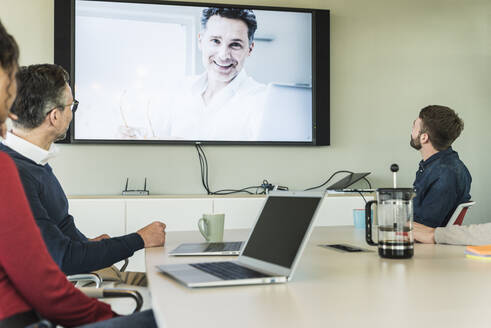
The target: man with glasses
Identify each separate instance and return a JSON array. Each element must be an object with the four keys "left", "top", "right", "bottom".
[{"left": 0, "top": 64, "right": 167, "bottom": 286}]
